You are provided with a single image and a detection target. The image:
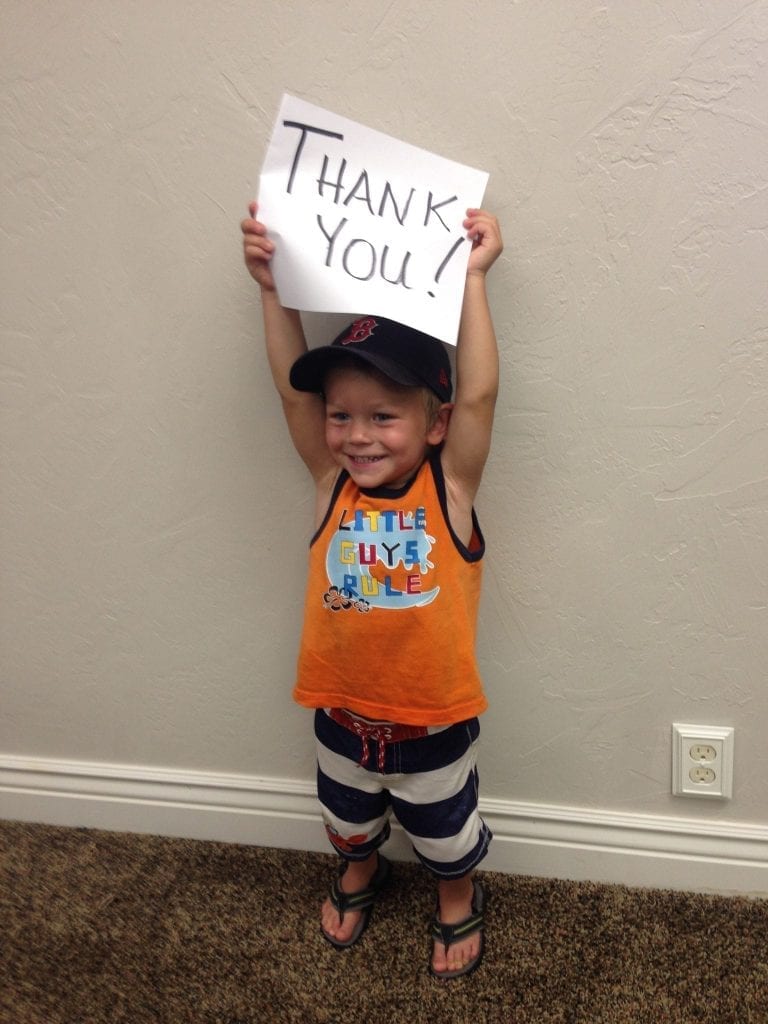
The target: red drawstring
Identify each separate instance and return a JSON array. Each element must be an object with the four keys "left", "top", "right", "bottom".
[{"left": 328, "top": 709, "right": 428, "bottom": 773}]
